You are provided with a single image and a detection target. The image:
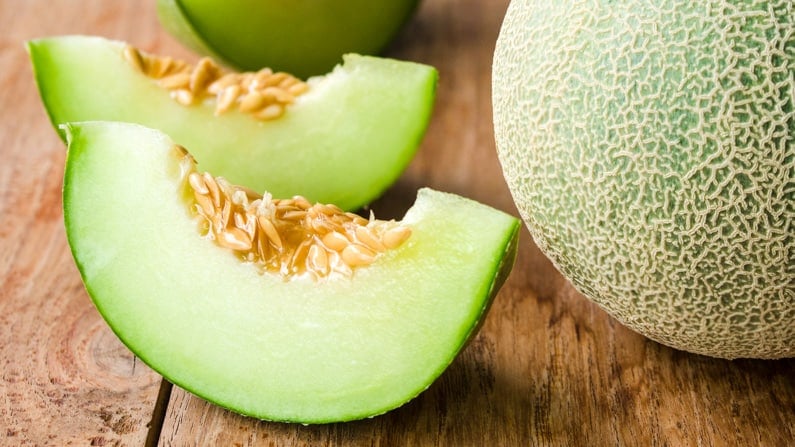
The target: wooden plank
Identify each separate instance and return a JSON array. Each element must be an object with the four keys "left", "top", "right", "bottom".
[
  {"left": 0, "top": 1, "right": 188, "bottom": 445},
  {"left": 158, "top": 0, "right": 795, "bottom": 445}
]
